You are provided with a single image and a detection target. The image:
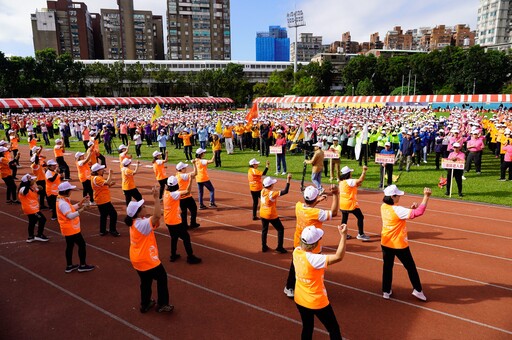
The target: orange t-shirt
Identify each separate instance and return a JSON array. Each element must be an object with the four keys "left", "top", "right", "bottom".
[
  {"left": 248, "top": 168, "right": 264, "bottom": 192},
  {"left": 259, "top": 188, "right": 280, "bottom": 220},
  {"left": 18, "top": 187, "right": 40, "bottom": 215},
  {"left": 163, "top": 190, "right": 182, "bottom": 225},
  {"left": 222, "top": 127, "right": 233, "bottom": 138},
  {"left": 76, "top": 160, "right": 91, "bottom": 183},
  {"left": 179, "top": 133, "right": 193, "bottom": 146},
  {"left": 121, "top": 167, "right": 136, "bottom": 190},
  {"left": 91, "top": 175, "right": 111, "bottom": 205},
  {"left": 211, "top": 139, "right": 221, "bottom": 151},
  {"left": 129, "top": 218, "right": 161, "bottom": 271}
]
